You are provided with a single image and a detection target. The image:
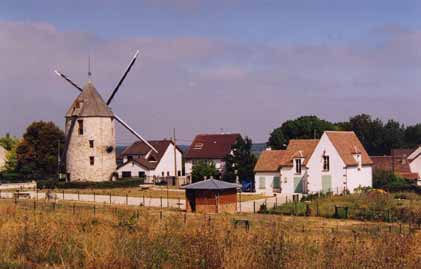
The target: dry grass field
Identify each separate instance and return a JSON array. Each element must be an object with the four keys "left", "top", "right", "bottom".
[{"left": 0, "top": 199, "right": 419, "bottom": 269}]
